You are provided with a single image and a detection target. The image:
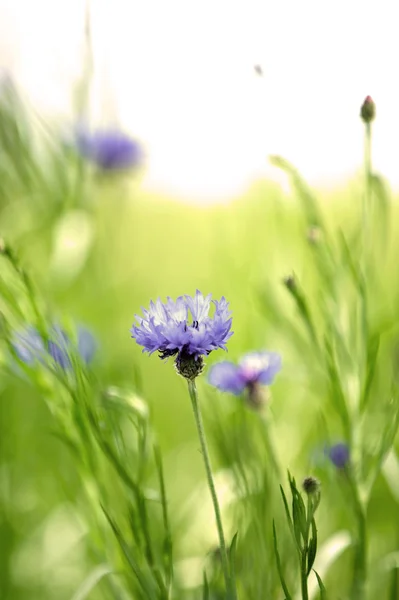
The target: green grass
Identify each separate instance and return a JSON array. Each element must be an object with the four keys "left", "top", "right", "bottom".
[{"left": 1, "top": 89, "right": 399, "bottom": 599}]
